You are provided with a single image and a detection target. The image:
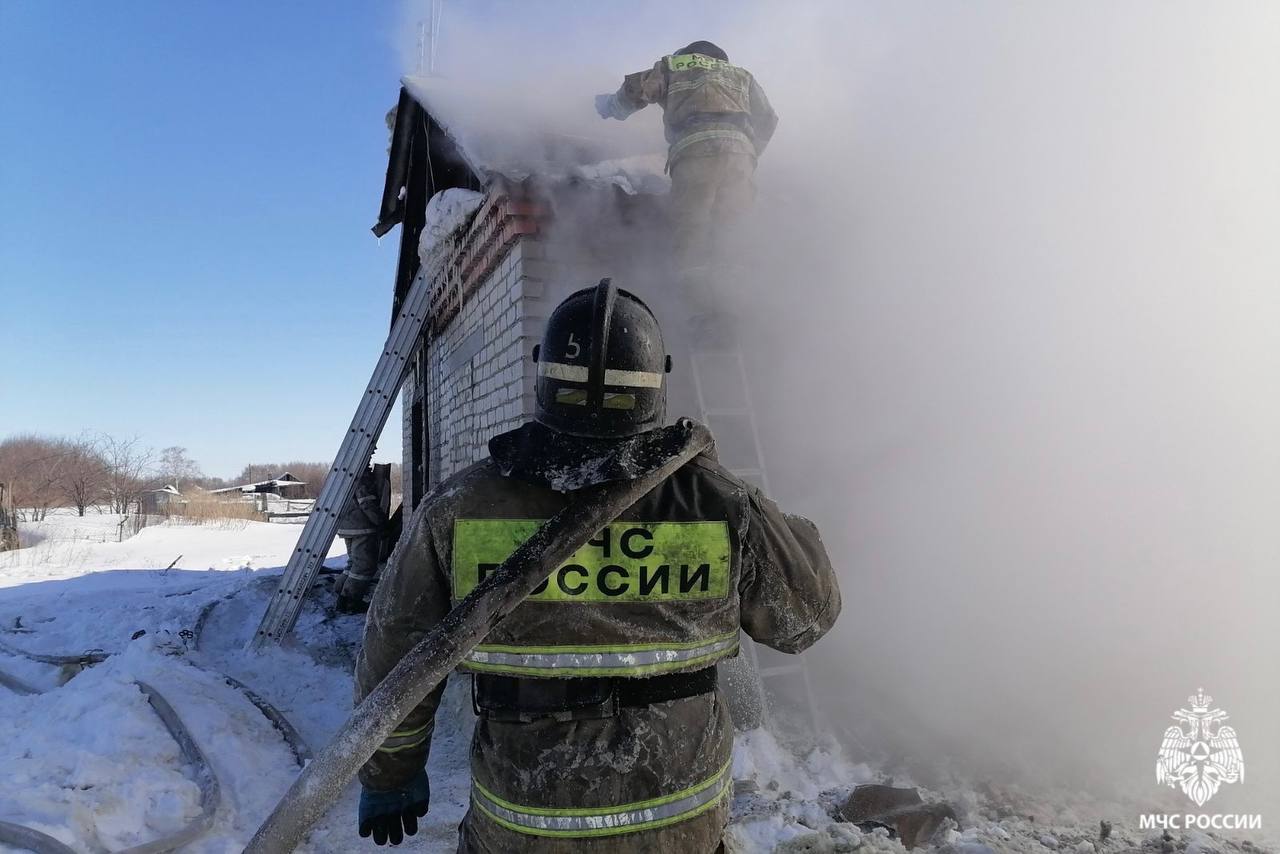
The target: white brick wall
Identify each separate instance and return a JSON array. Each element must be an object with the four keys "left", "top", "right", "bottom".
[
  {"left": 399, "top": 189, "right": 672, "bottom": 507},
  {"left": 415, "top": 239, "right": 552, "bottom": 491}
]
